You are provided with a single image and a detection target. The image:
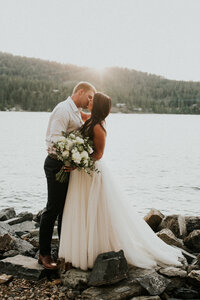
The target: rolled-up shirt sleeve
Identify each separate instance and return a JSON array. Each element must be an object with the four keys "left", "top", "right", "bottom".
[{"left": 46, "top": 106, "right": 70, "bottom": 148}]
